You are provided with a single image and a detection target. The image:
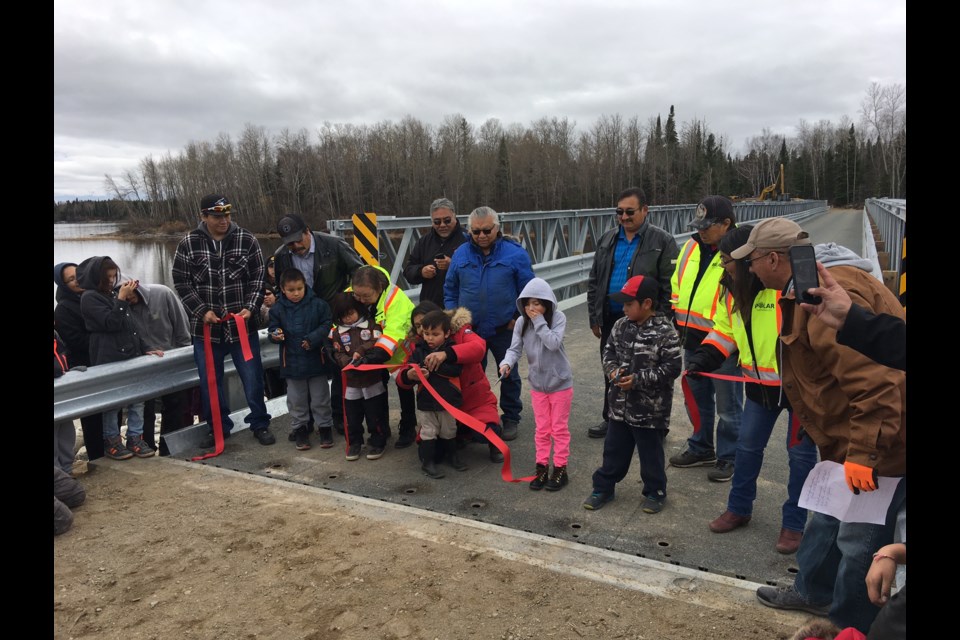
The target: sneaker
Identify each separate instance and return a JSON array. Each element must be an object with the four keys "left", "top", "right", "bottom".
[
  {"left": 318, "top": 427, "right": 334, "bottom": 449},
  {"left": 545, "top": 465, "right": 568, "bottom": 491},
  {"left": 345, "top": 443, "right": 362, "bottom": 461},
  {"left": 669, "top": 448, "right": 717, "bottom": 468},
  {"left": 529, "top": 464, "right": 549, "bottom": 491},
  {"left": 707, "top": 459, "right": 735, "bottom": 482},
  {"left": 366, "top": 446, "right": 385, "bottom": 460},
  {"left": 756, "top": 585, "right": 830, "bottom": 616},
  {"left": 126, "top": 435, "right": 156, "bottom": 458},
  {"left": 501, "top": 419, "right": 519, "bottom": 441},
  {"left": 587, "top": 422, "right": 608, "bottom": 438},
  {"left": 103, "top": 437, "right": 134, "bottom": 461},
  {"left": 583, "top": 491, "right": 615, "bottom": 511},
  {"left": 253, "top": 428, "right": 276, "bottom": 446},
  {"left": 641, "top": 492, "right": 666, "bottom": 514},
  {"left": 294, "top": 428, "right": 311, "bottom": 451}
]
